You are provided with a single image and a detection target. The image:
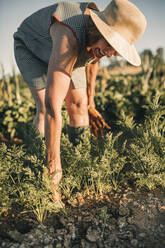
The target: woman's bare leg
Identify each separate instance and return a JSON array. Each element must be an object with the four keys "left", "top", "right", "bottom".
[
  {"left": 29, "top": 86, "right": 46, "bottom": 136},
  {"left": 65, "top": 81, "right": 89, "bottom": 127},
  {"left": 65, "top": 81, "right": 89, "bottom": 145}
]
